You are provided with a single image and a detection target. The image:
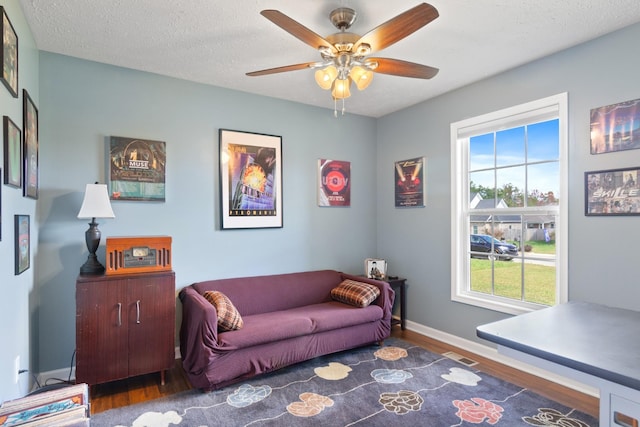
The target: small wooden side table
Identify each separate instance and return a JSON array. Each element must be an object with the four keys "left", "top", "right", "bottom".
[{"left": 385, "top": 277, "right": 407, "bottom": 330}]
